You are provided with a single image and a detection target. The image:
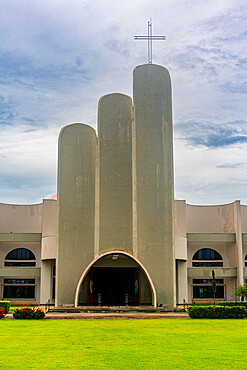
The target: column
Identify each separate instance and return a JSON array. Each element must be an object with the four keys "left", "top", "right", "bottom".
[
  {"left": 133, "top": 64, "right": 175, "bottom": 306},
  {"left": 176, "top": 260, "right": 188, "bottom": 304},
  {"left": 98, "top": 94, "right": 133, "bottom": 252},
  {"left": 234, "top": 200, "right": 244, "bottom": 286},
  {"left": 40, "top": 260, "right": 52, "bottom": 304},
  {"left": 56, "top": 123, "right": 96, "bottom": 306}
]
